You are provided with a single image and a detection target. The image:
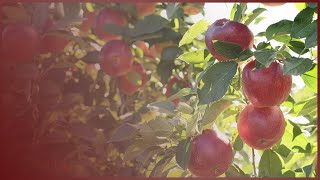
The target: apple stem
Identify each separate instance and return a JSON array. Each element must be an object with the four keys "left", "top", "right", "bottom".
[{"left": 252, "top": 148, "right": 257, "bottom": 177}]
